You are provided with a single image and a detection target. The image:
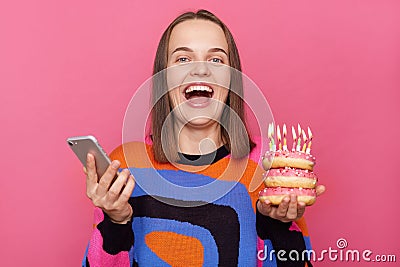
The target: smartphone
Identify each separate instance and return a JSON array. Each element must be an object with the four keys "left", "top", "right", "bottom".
[{"left": 67, "top": 135, "right": 112, "bottom": 178}]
